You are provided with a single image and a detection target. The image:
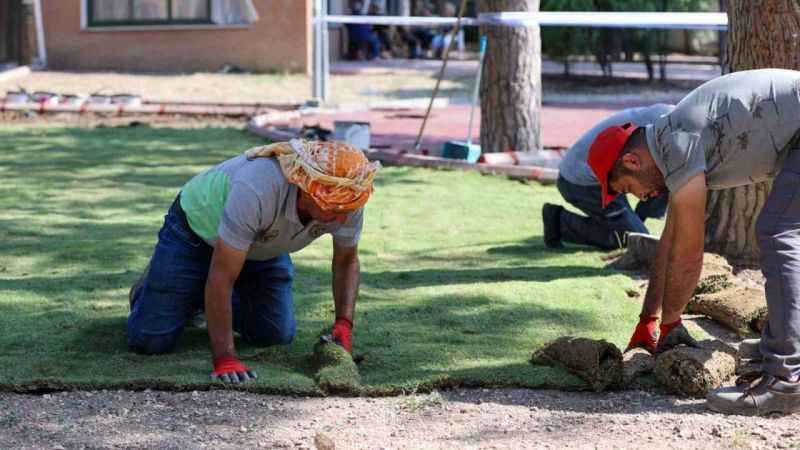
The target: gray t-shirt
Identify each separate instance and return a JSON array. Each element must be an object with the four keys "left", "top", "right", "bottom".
[
  {"left": 180, "top": 155, "right": 363, "bottom": 261},
  {"left": 558, "top": 104, "right": 675, "bottom": 186},
  {"left": 645, "top": 68, "right": 800, "bottom": 194}
]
